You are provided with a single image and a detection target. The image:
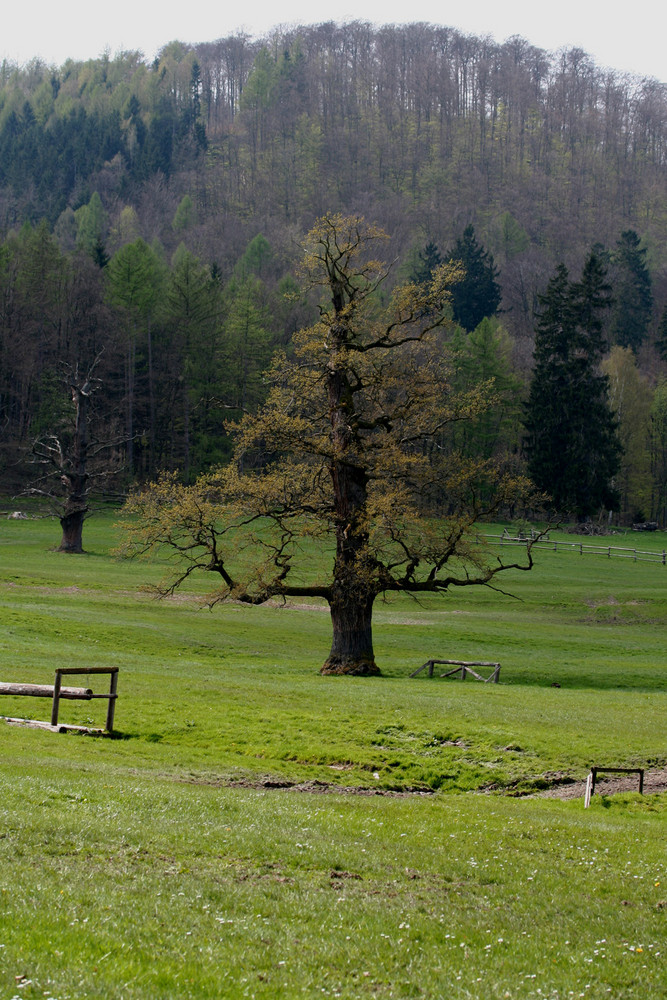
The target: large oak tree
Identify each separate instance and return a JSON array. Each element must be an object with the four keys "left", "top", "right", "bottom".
[{"left": 121, "top": 216, "right": 540, "bottom": 674}]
